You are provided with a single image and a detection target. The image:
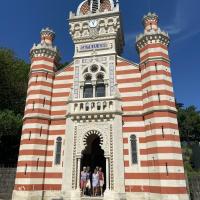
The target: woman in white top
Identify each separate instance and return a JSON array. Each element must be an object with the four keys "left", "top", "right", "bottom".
[{"left": 92, "top": 169, "right": 99, "bottom": 196}]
